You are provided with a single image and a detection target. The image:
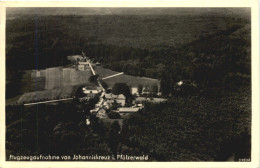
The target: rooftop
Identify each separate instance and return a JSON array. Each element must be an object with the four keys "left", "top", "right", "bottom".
[
  {"left": 83, "top": 90, "right": 99, "bottom": 94},
  {"left": 104, "top": 93, "right": 126, "bottom": 99},
  {"left": 118, "top": 107, "right": 140, "bottom": 113}
]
